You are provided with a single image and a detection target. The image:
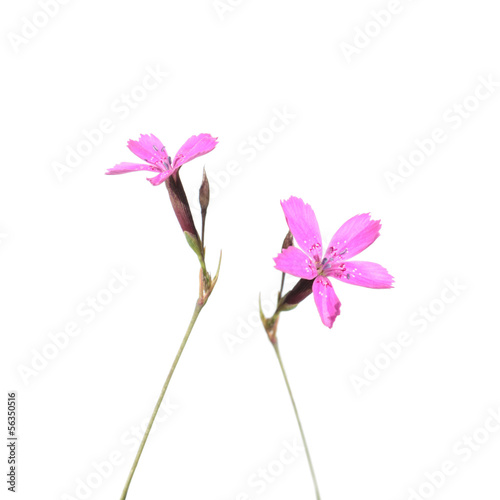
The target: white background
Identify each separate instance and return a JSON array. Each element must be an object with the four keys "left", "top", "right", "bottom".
[{"left": 2, "top": 1, "right": 500, "bottom": 499}]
